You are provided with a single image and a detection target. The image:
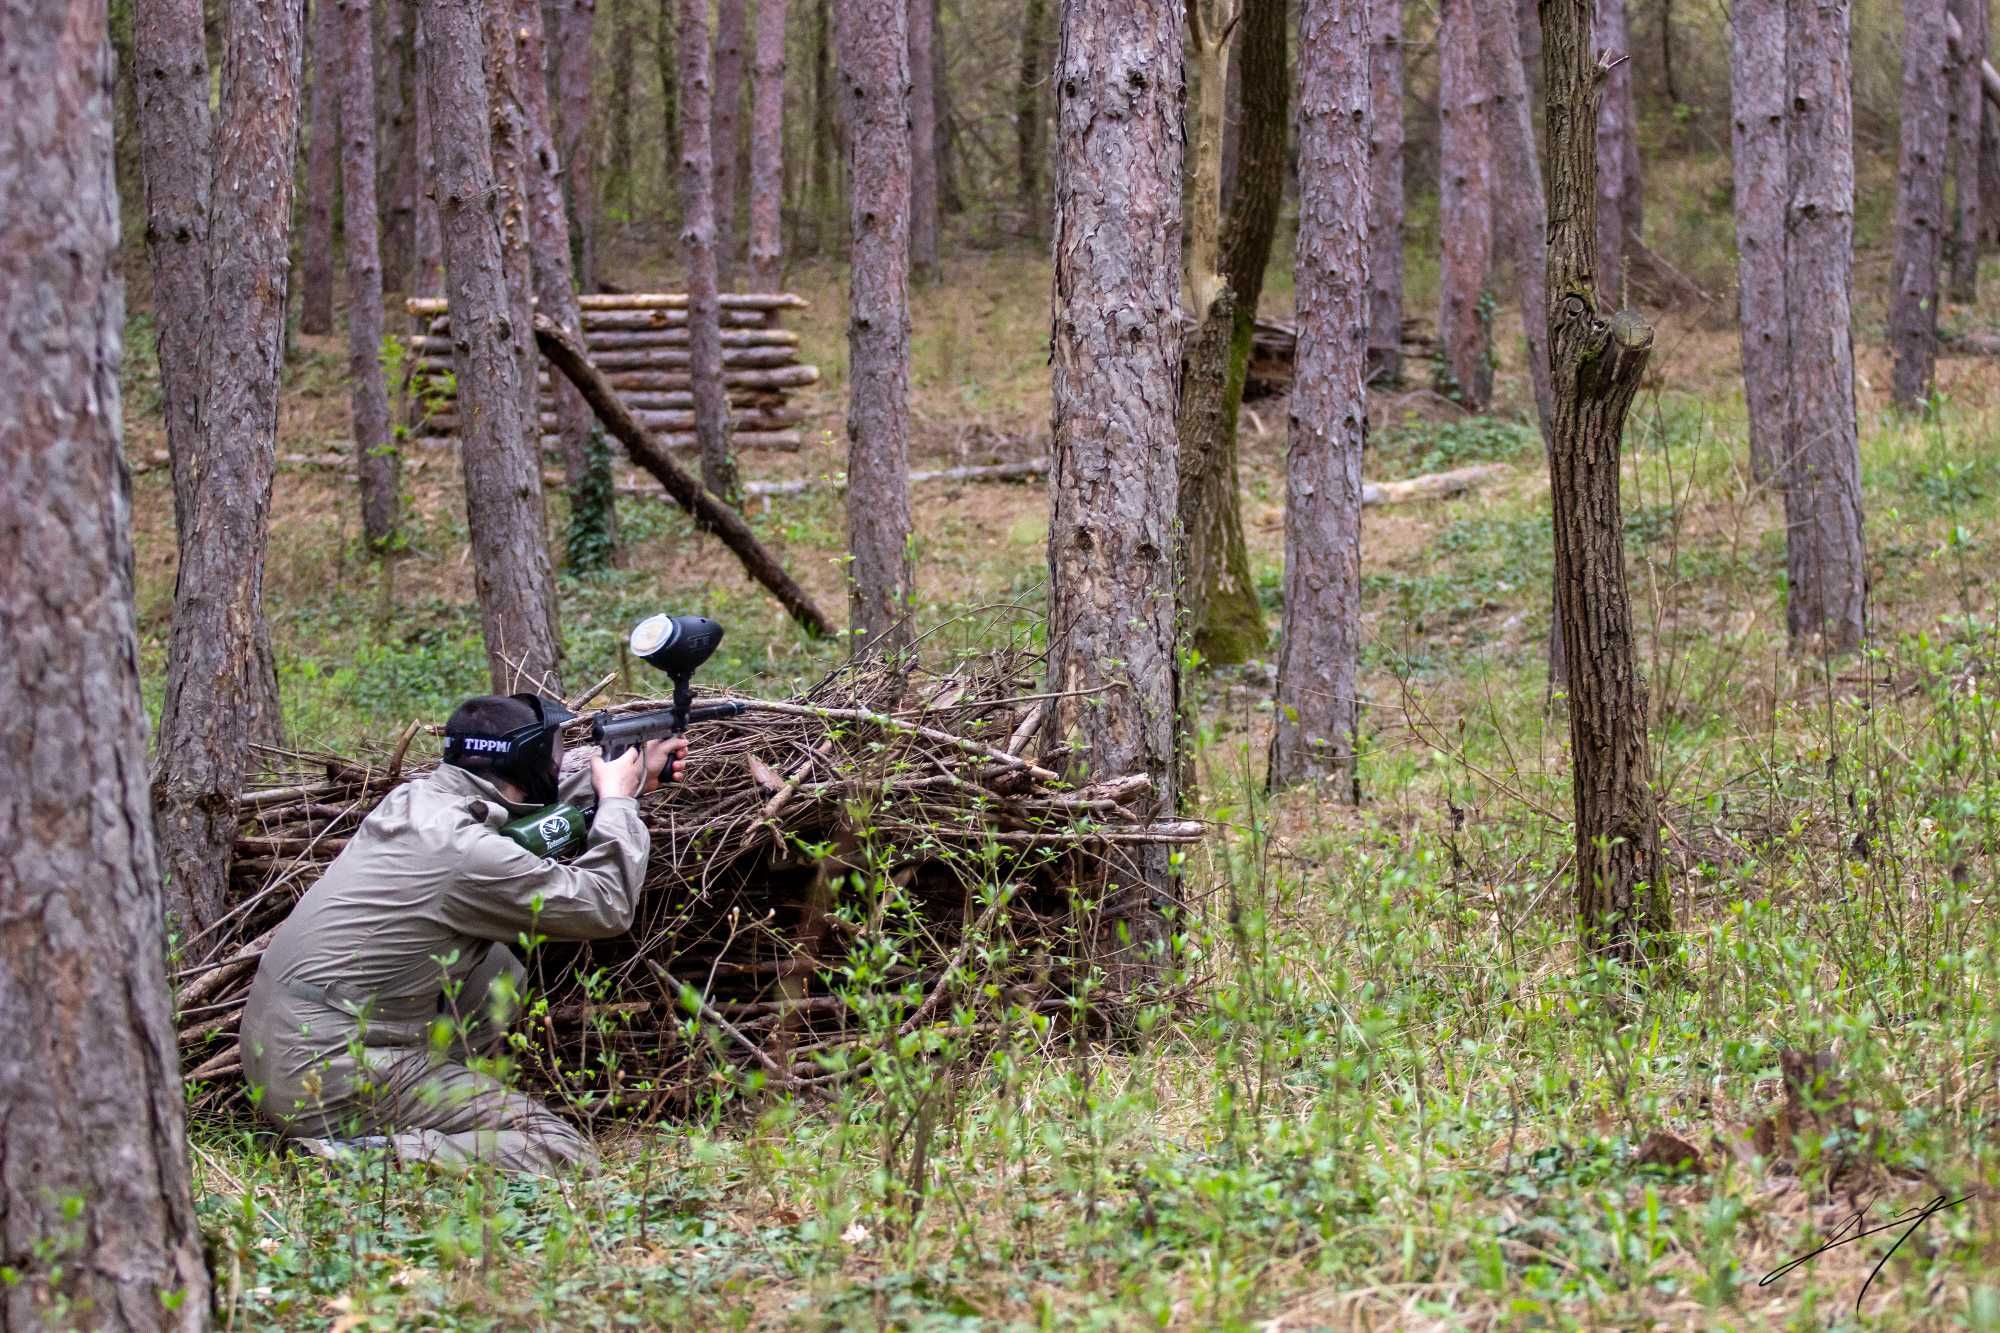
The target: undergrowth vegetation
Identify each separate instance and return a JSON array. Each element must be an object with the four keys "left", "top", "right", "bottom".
[{"left": 133, "top": 236, "right": 2000, "bottom": 1327}]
